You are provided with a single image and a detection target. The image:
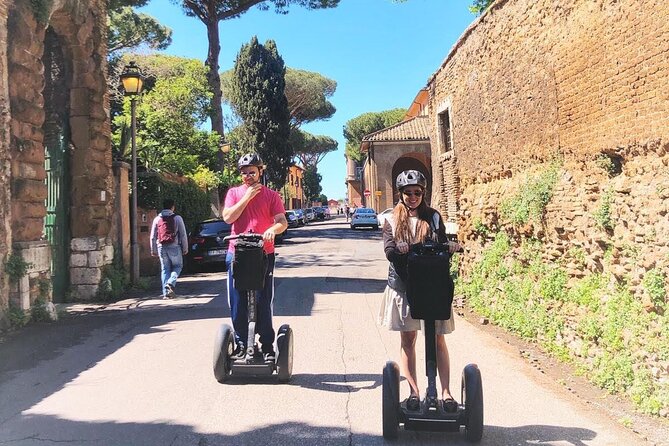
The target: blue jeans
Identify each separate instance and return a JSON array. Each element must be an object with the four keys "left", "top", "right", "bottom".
[
  {"left": 226, "top": 251, "right": 276, "bottom": 350},
  {"left": 158, "top": 243, "right": 183, "bottom": 296}
]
